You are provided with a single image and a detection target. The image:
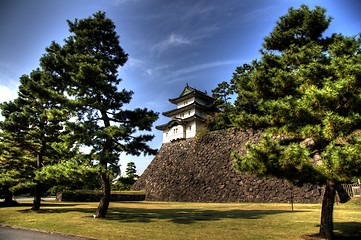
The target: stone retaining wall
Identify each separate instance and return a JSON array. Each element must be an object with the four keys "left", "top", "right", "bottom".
[{"left": 133, "top": 129, "right": 323, "bottom": 203}]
